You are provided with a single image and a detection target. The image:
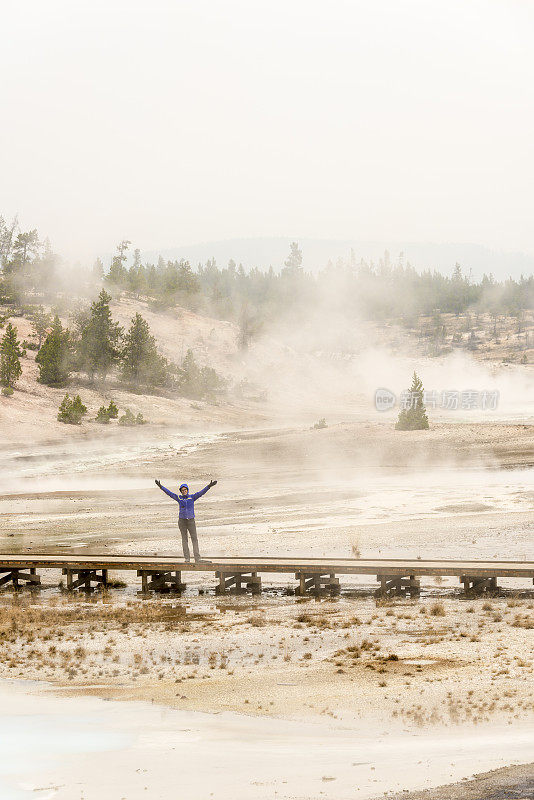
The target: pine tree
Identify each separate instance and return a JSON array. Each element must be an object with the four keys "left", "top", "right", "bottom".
[
  {"left": 77, "top": 290, "right": 122, "bottom": 382},
  {"left": 282, "top": 242, "right": 303, "bottom": 274},
  {"left": 120, "top": 313, "right": 168, "bottom": 388},
  {"left": 238, "top": 303, "right": 257, "bottom": 350},
  {"left": 0, "top": 323, "right": 23, "bottom": 389},
  {"left": 128, "top": 249, "right": 146, "bottom": 297},
  {"left": 119, "top": 408, "right": 136, "bottom": 426},
  {"left": 96, "top": 405, "right": 111, "bottom": 423},
  {"left": 57, "top": 394, "right": 87, "bottom": 424},
  {"left": 0, "top": 216, "right": 17, "bottom": 268},
  {"left": 395, "top": 372, "right": 429, "bottom": 431},
  {"left": 179, "top": 349, "right": 201, "bottom": 397},
  {"left": 9, "top": 230, "right": 40, "bottom": 274},
  {"left": 92, "top": 258, "right": 104, "bottom": 281},
  {"left": 35, "top": 315, "right": 71, "bottom": 386},
  {"left": 95, "top": 400, "right": 119, "bottom": 424},
  {"left": 31, "top": 306, "right": 52, "bottom": 347},
  {"left": 178, "top": 349, "right": 225, "bottom": 399},
  {"left": 34, "top": 239, "right": 57, "bottom": 289},
  {"left": 177, "top": 259, "right": 199, "bottom": 294},
  {"left": 450, "top": 262, "right": 467, "bottom": 316},
  {"left": 106, "top": 240, "right": 130, "bottom": 285},
  {"left": 117, "top": 408, "right": 147, "bottom": 426}
]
